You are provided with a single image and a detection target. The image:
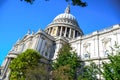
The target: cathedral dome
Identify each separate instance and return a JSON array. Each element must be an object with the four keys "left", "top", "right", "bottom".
[
  {"left": 45, "top": 4, "right": 83, "bottom": 39},
  {"left": 52, "top": 4, "right": 79, "bottom": 28},
  {"left": 53, "top": 13, "right": 76, "bottom": 21}
]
